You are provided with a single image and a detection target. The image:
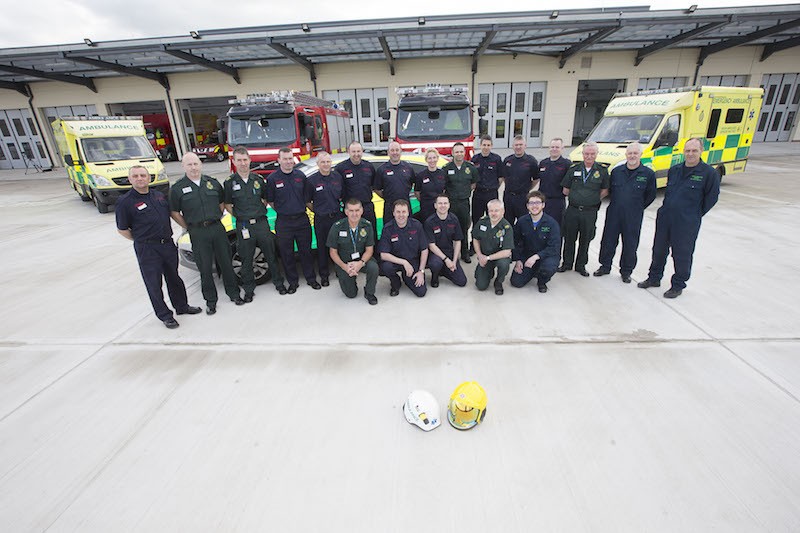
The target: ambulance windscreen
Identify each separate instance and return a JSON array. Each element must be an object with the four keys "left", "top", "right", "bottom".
[{"left": 586, "top": 114, "right": 663, "bottom": 144}]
